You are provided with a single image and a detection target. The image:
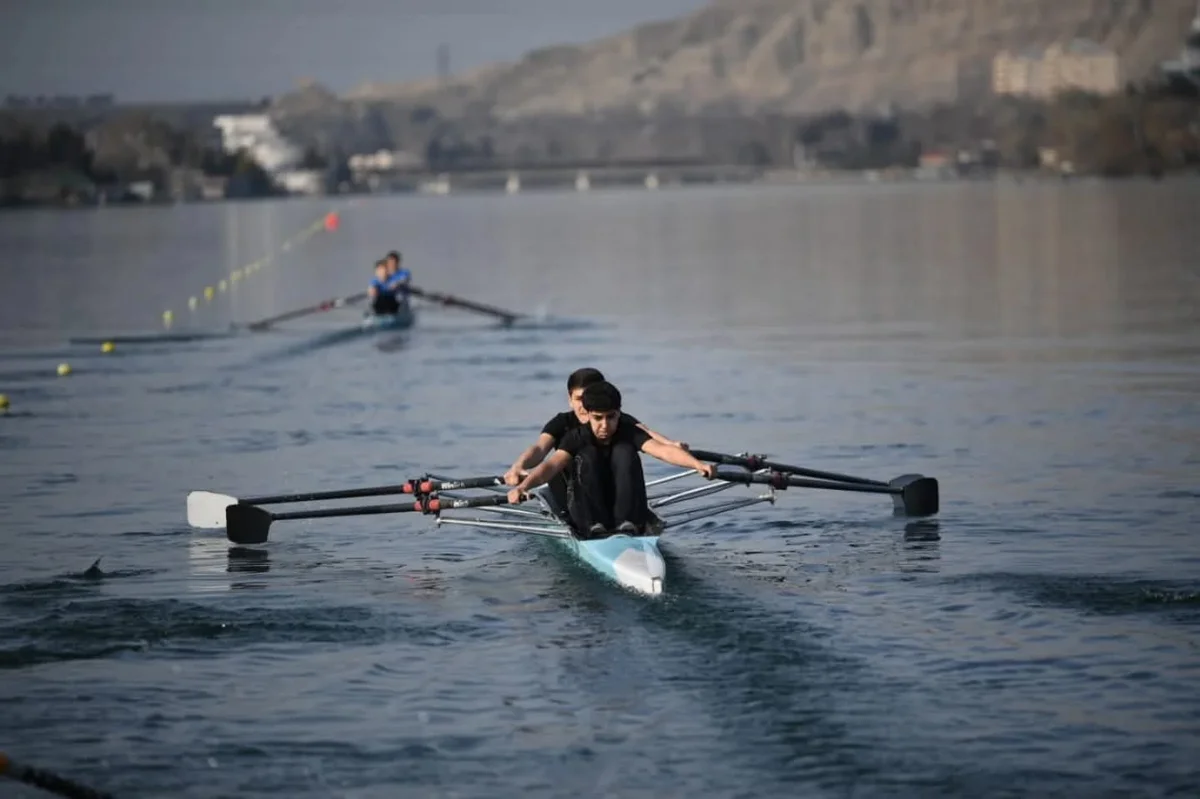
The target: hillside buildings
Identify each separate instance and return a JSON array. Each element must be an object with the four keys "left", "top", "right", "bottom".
[{"left": 992, "top": 39, "right": 1121, "bottom": 98}]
